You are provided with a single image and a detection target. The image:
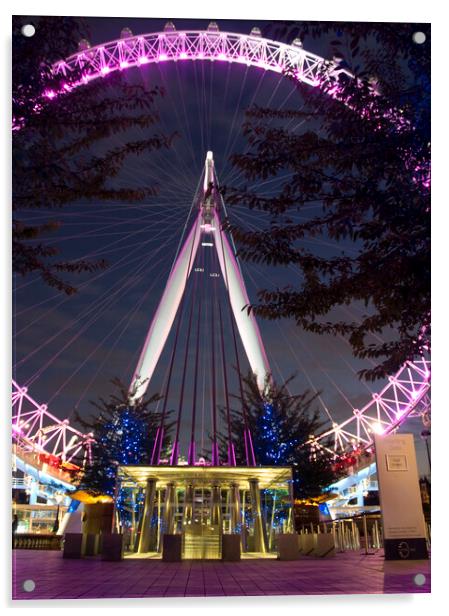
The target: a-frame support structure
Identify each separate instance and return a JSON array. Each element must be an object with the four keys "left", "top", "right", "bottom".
[{"left": 129, "top": 152, "right": 270, "bottom": 466}]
